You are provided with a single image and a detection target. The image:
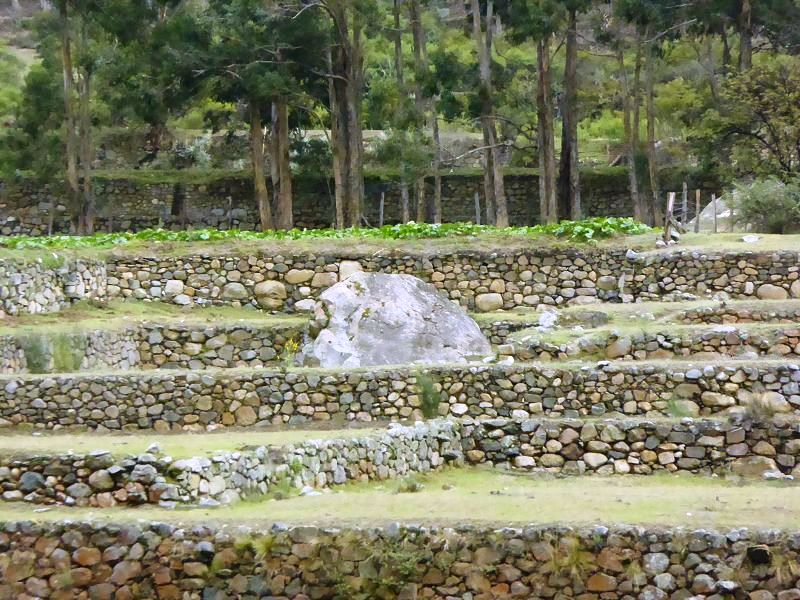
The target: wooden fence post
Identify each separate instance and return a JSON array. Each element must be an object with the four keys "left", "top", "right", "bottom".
[
  {"left": 694, "top": 189, "right": 701, "bottom": 233},
  {"left": 712, "top": 194, "right": 718, "bottom": 233},
  {"left": 379, "top": 192, "right": 385, "bottom": 227},
  {"left": 681, "top": 181, "right": 688, "bottom": 227},
  {"left": 474, "top": 192, "right": 481, "bottom": 225},
  {"left": 664, "top": 191, "right": 676, "bottom": 243}
]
